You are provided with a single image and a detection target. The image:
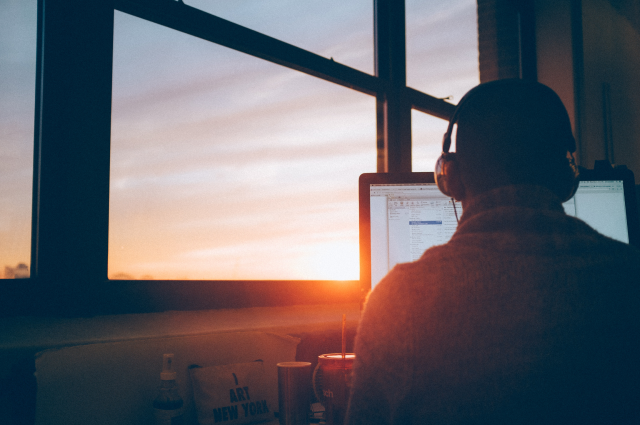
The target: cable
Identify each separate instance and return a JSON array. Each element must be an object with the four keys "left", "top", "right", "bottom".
[{"left": 452, "top": 198, "right": 459, "bottom": 223}]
